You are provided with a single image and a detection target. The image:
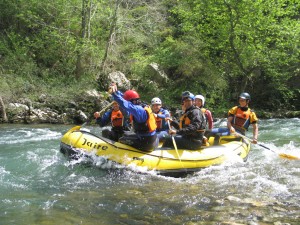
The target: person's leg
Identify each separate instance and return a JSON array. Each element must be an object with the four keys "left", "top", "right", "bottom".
[
  {"left": 101, "top": 129, "right": 110, "bottom": 139},
  {"left": 162, "top": 137, "right": 173, "bottom": 148},
  {"left": 162, "top": 135, "right": 201, "bottom": 150},
  {"left": 206, "top": 128, "right": 231, "bottom": 145},
  {"left": 108, "top": 130, "right": 124, "bottom": 142},
  {"left": 210, "top": 127, "right": 230, "bottom": 136},
  {"left": 173, "top": 136, "right": 202, "bottom": 150},
  {"left": 119, "top": 133, "right": 158, "bottom": 152},
  {"left": 119, "top": 133, "right": 138, "bottom": 146},
  {"left": 139, "top": 135, "right": 158, "bottom": 151},
  {"left": 156, "top": 130, "right": 169, "bottom": 142},
  {"left": 162, "top": 135, "right": 185, "bottom": 149}
]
